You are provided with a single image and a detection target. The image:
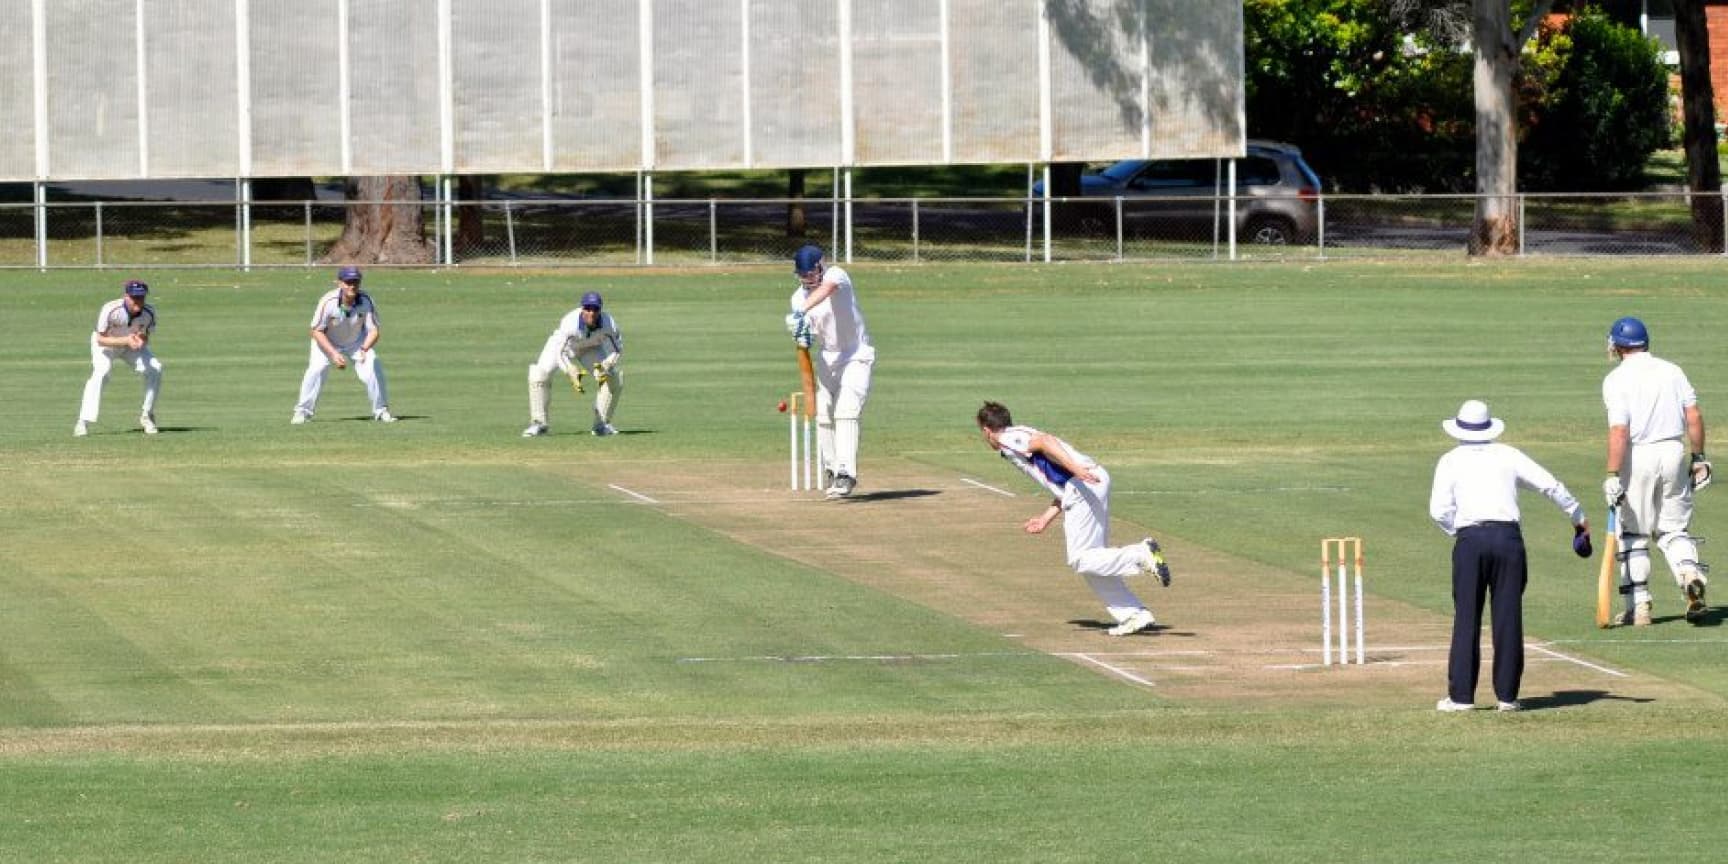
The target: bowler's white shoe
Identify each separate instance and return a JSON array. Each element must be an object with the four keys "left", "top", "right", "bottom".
[
  {"left": 139, "top": 413, "right": 158, "bottom": 435},
  {"left": 1685, "top": 578, "right": 1708, "bottom": 622},
  {"left": 290, "top": 411, "right": 309, "bottom": 425},
  {"left": 1107, "top": 609, "right": 1157, "bottom": 637},
  {"left": 375, "top": 409, "right": 398, "bottom": 423},
  {"left": 1435, "top": 698, "right": 1475, "bottom": 712},
  {"left": 73, "top": 420, "right": 88, "bottom": 437},
  {"left": 522, "top": 422, "right": 549, "bottom": 438},
  {"left": 1142, "top": 538, "right": 1172, "bottom": 587}
]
